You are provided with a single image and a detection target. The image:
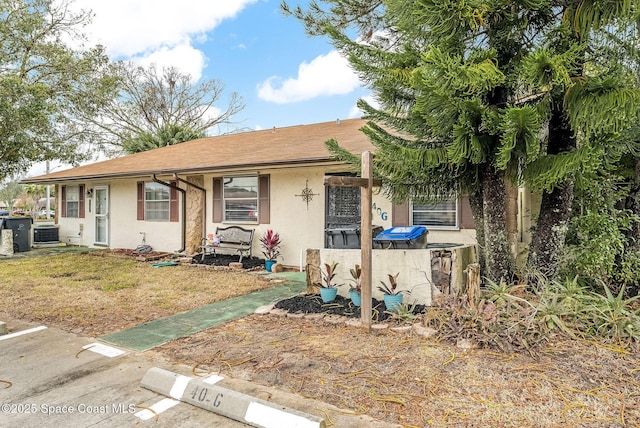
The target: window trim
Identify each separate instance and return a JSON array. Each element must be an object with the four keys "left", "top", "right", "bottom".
[
  {"left": 410, "top": 197, "right": 459, "bottom": 230},
  {"left": 144, "top": 181, "right": 171, "bottom": 222},
  {"left": 136, "top": 181, "right": 179, "bottom": 222},
  {"left": 213, "top": 175, "right": 270, "bottom": 224},
  {"left": 61, "top": 184, "right": 85, "bottom": 219},
  {"left": 222, "top": 175, "right": 259, "bottom": 223}
]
